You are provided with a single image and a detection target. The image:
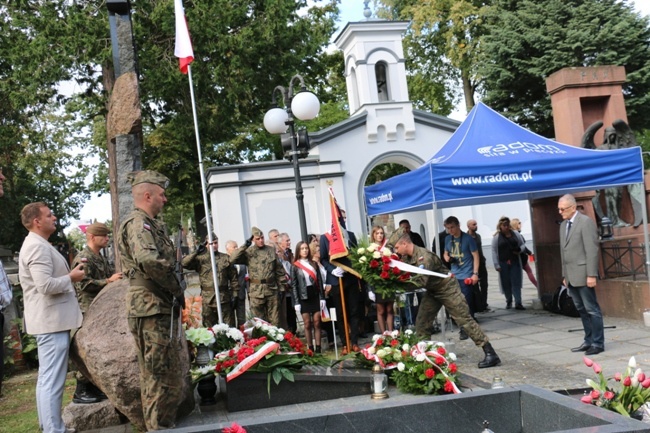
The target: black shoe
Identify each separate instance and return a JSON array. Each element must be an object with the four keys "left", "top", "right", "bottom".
[
  {"left": 585, "top": 346, "right": 604, "bottom": 356},
  {"left": 515, "top": 304, "right": 526, "bottom": 310},
  {"left": 570, "top": 343, "right": 591, "bottom": 352},
  {"left": 87, "top": 382, "right": 108, "bottom": 401},
  {"left": 72, "top": 382, "right": 101, "bottom": 404},
  {"left": 459, "top": 329, "right": 468, "bottom": 340},
  {"left": 478, "top": 342, "right": 501, "bottom": 368},
  {"left": 506, "top": 302, "right": 512, "bottom": 309}
]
